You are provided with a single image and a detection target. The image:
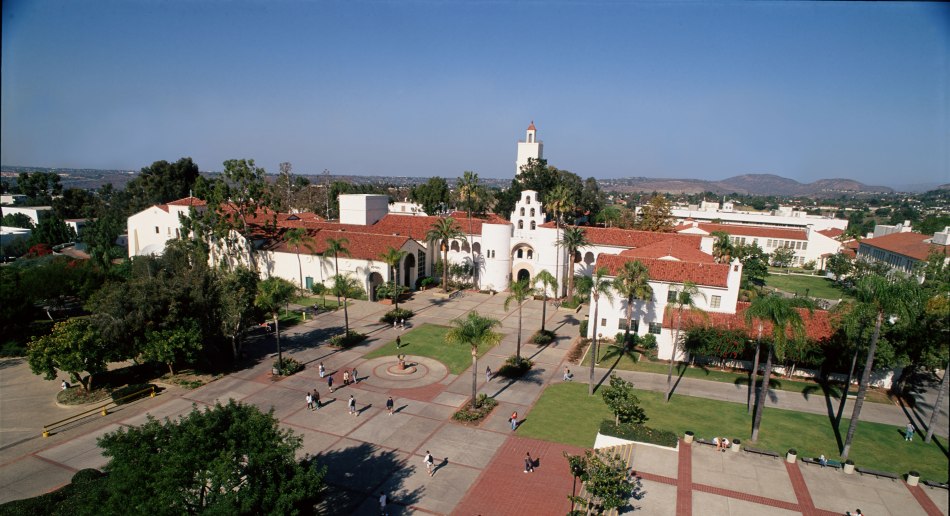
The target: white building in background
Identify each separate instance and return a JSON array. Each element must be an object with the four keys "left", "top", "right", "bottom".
[
  {"left": 126, "top": 196, "right": 206, "bottom": 256},
  {"left": 856, "top": 226, "right": 950, "bottom": 276},
  {"left": 0, "top": 206, "right": 52, "bottom": 226},
  {"left": 671, "top": 201, "right": 847, "bottom": 232},
  {"left": 675, "top": 221, "right": 842, "bottom": 268},
  {"left": 515, "top": 121, "right": 543, "bottom": 175},
  {"left": 389, "top": 199, "right": 427, "bottom": 216}
]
